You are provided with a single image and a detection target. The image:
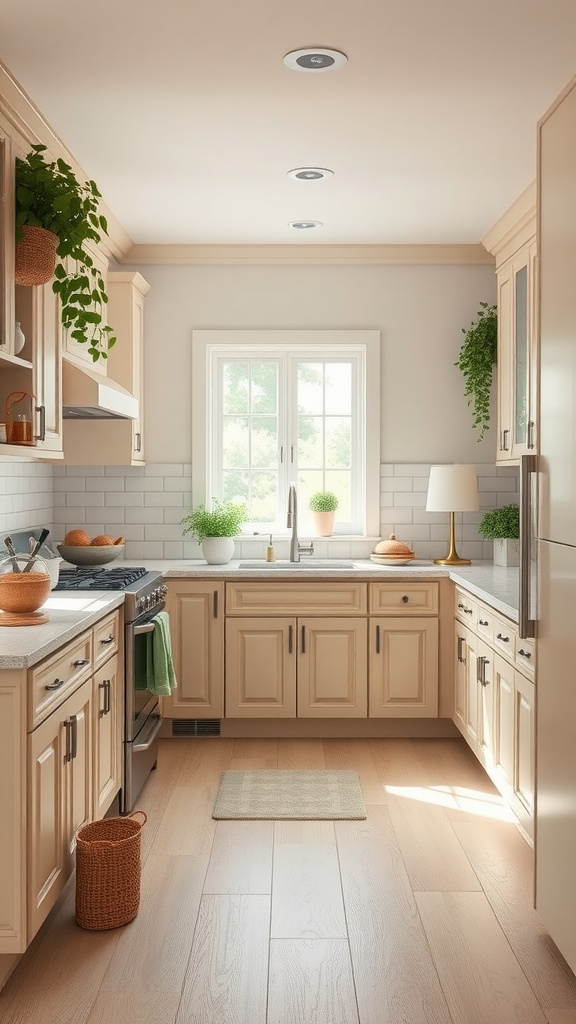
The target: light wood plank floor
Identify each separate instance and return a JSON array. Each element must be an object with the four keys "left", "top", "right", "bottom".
[{"left": 1, "top": 736, "right": 576, "bottom": 1024}]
